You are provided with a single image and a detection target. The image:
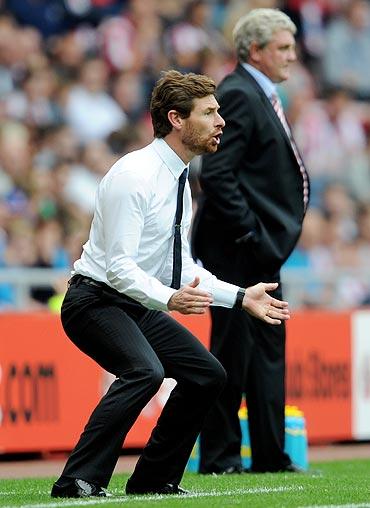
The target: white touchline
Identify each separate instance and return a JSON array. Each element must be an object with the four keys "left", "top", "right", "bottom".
[{"left": 2, "top": 485, "right": 304, "bottom": 508}]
